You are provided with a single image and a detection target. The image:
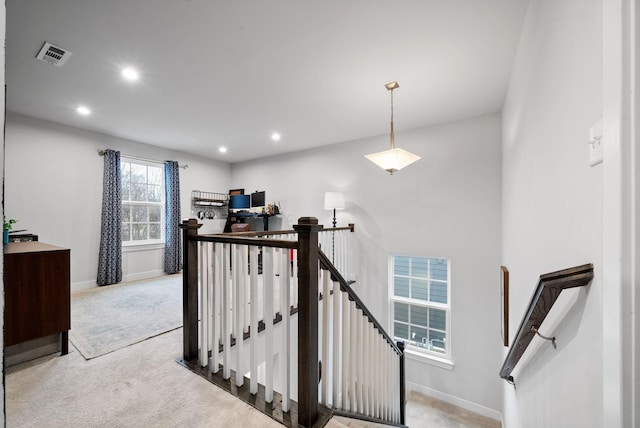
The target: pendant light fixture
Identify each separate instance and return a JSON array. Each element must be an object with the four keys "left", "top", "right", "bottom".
[{"left": 365, "top": 81, "right": 421, "bottom": 174}]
